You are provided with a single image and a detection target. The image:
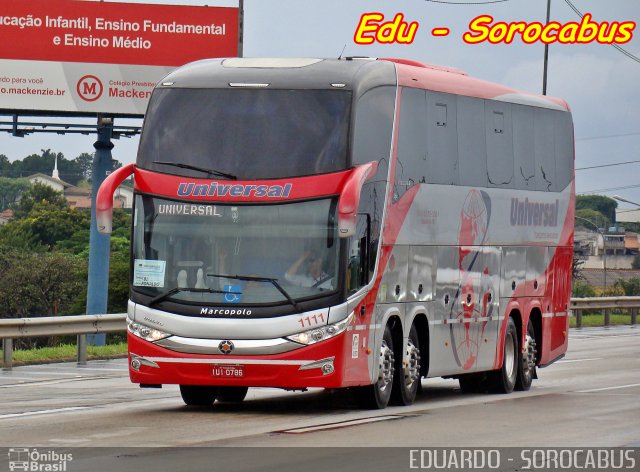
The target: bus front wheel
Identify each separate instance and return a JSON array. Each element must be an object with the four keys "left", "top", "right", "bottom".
[
  {"left": 179, "top": 385, "right": 219, "bottom": 406},
  {"left": 355, "top": 325, "right": 395, "bottom": 409},
  {"left": 217, "top": 386, "right": 249, "bottom": 403}
]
